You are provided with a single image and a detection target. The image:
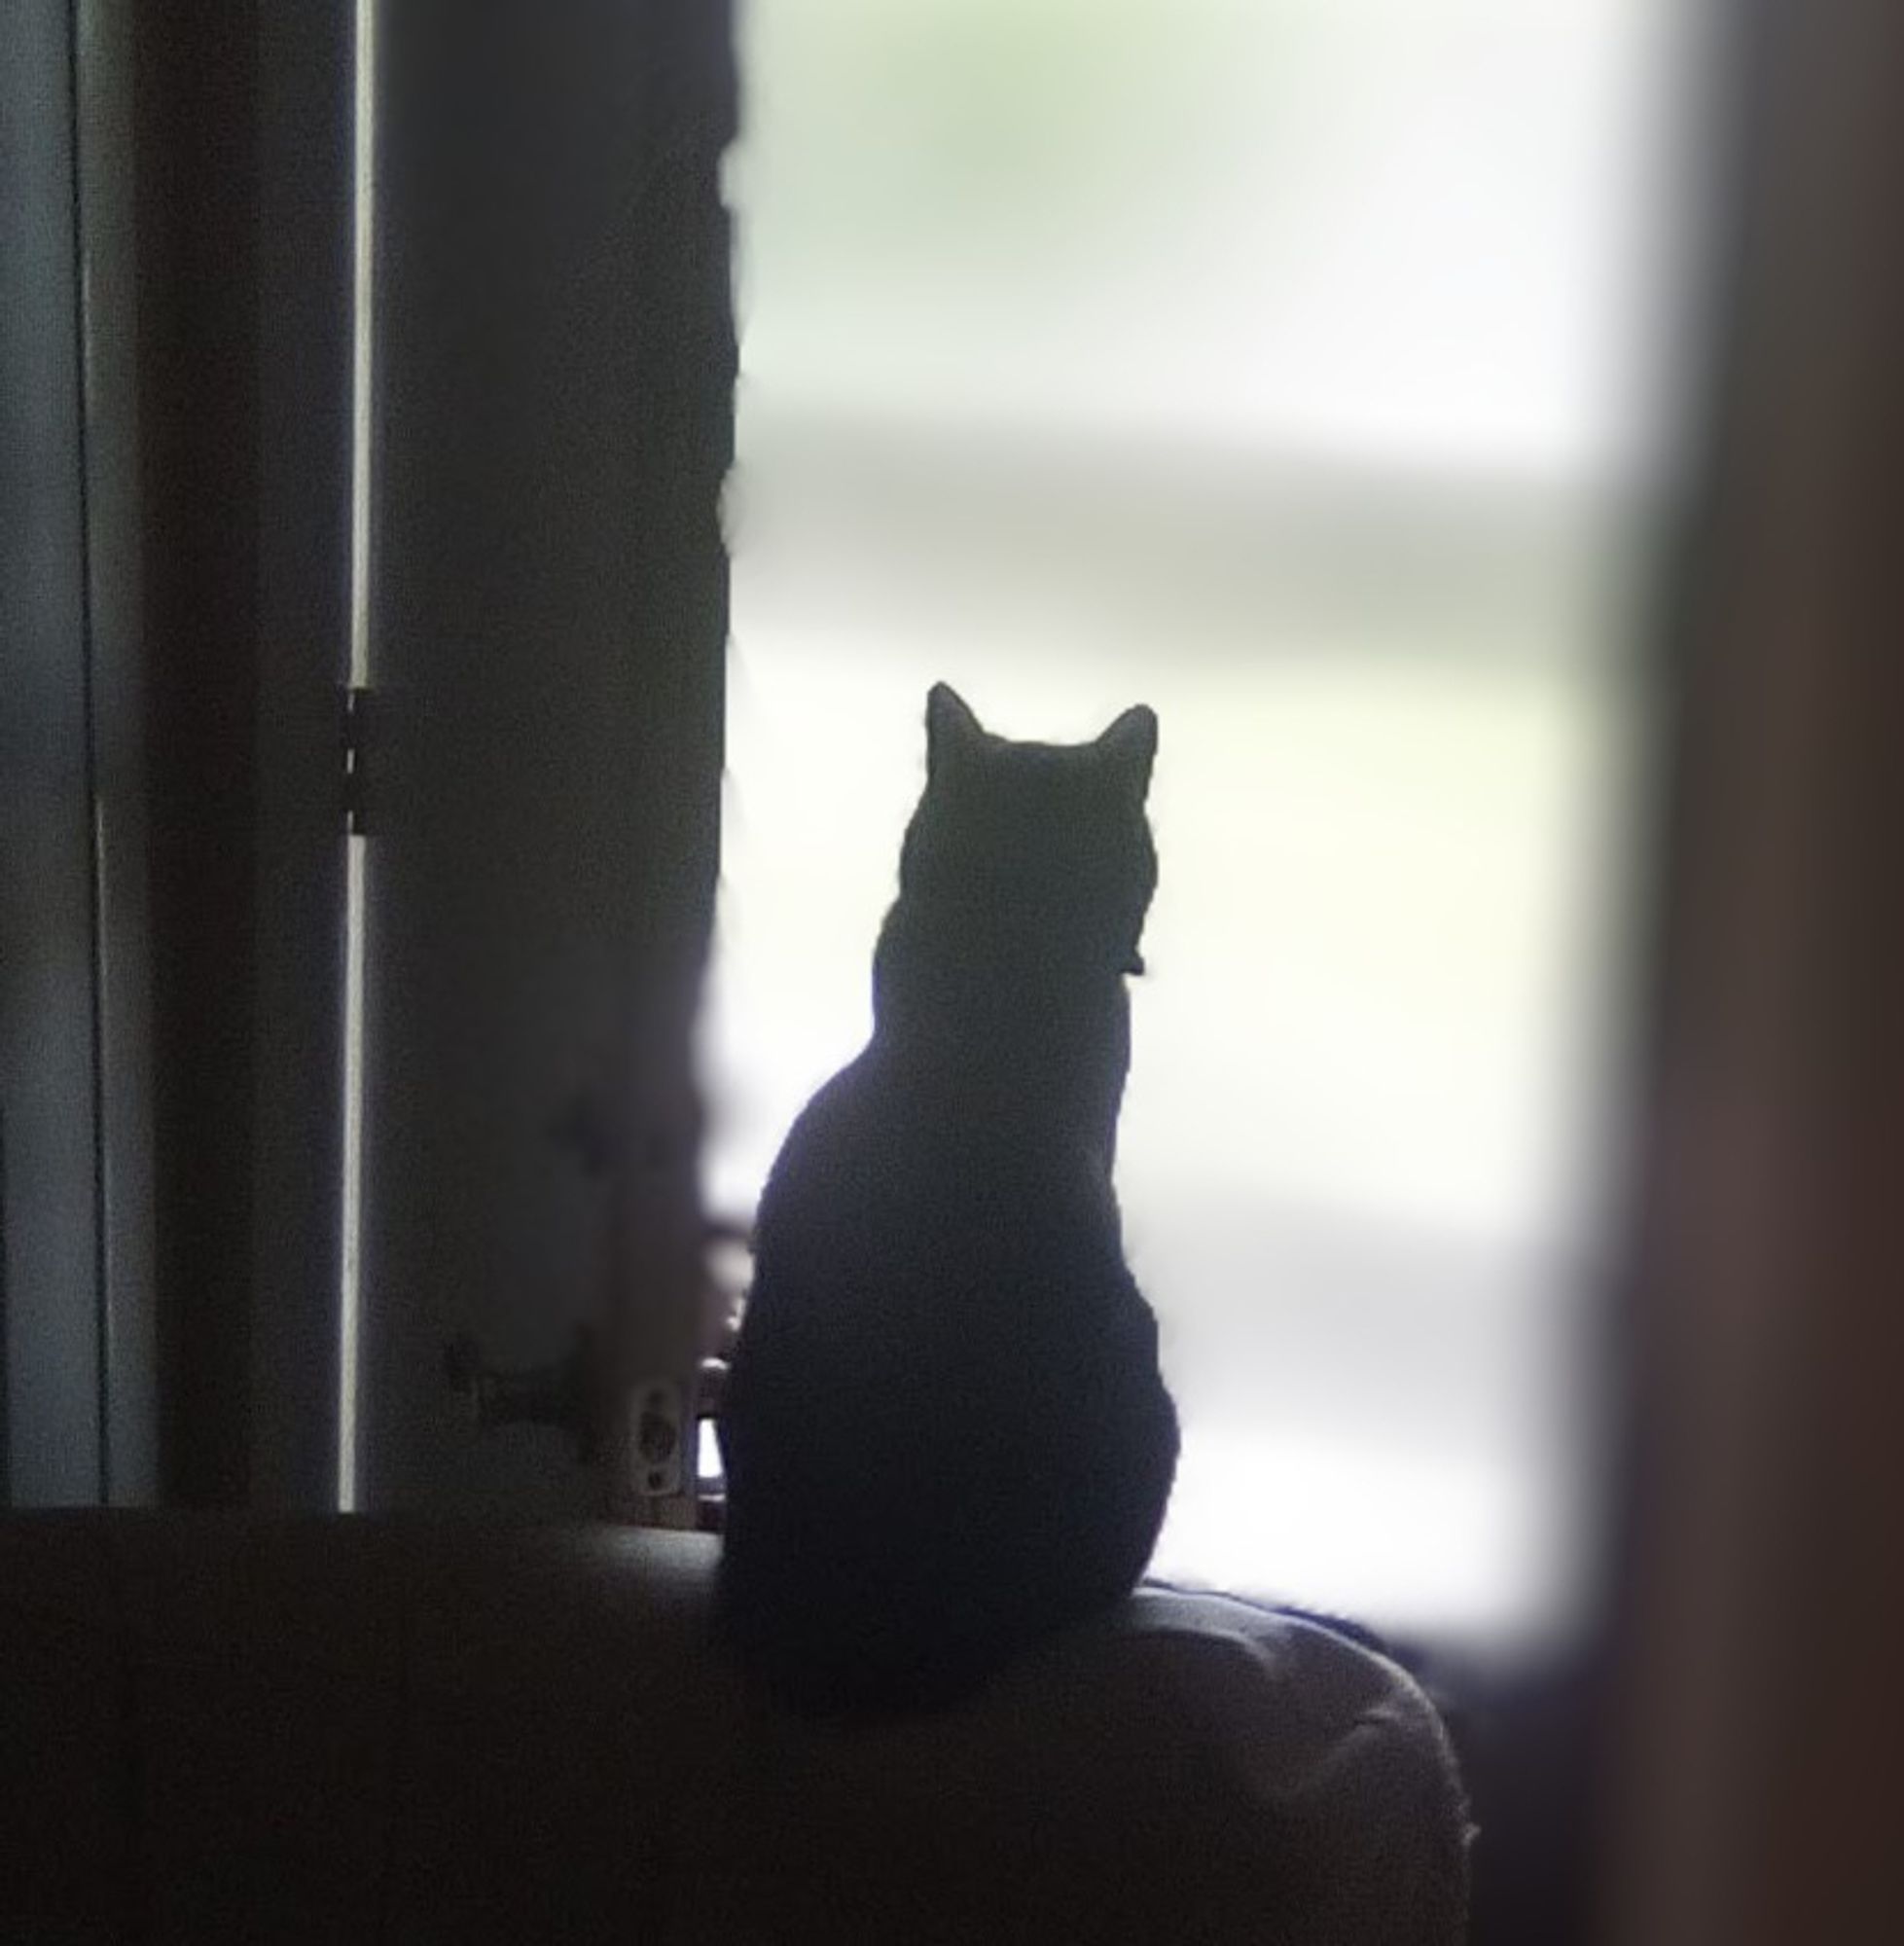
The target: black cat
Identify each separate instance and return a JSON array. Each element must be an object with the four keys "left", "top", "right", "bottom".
[{"left": 715, "top": 682, "right": 1180, "bottom": 1718}]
